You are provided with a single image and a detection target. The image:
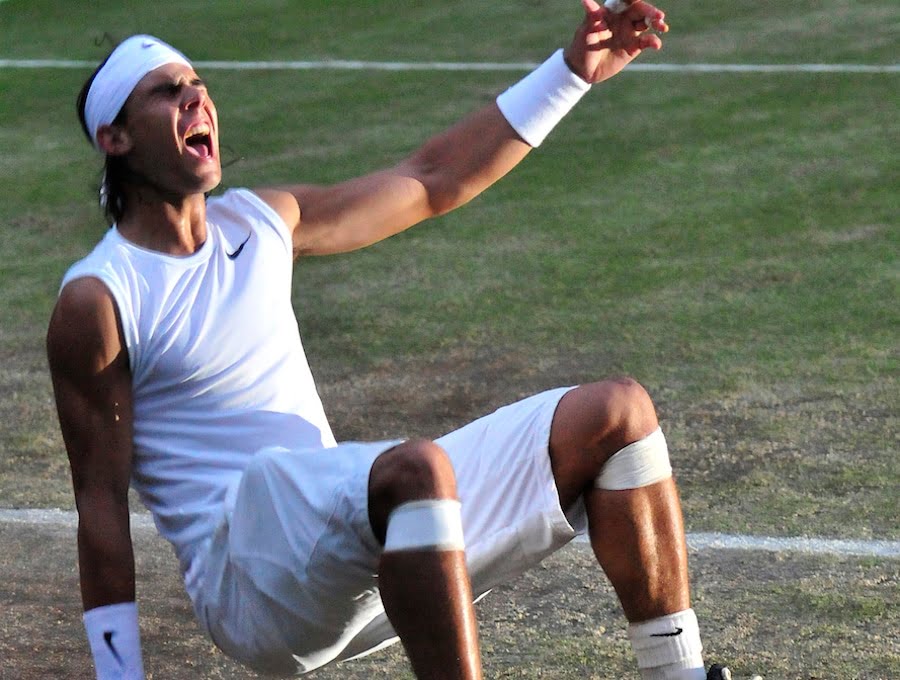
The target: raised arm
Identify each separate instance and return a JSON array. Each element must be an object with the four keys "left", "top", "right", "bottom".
[
  {"left": 264, "top": 104, "right": 532, "bottom": 257},
  {"left": 47, "top": 277, "right": 144, "bottom": 679},
  {"left": 259, "top": 0, "right": 668, "bottom": 258}
]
